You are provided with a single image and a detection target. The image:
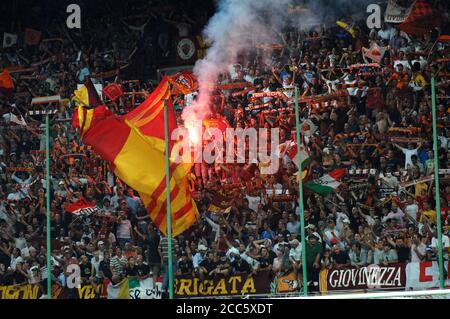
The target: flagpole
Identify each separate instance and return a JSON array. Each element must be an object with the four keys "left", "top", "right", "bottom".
[
  {"left": 163, "top": 99, "right": 174, "bottom": 299},
  {"left": 431, "top": 76, "right": 445, "bottom": 289},
  {"left": 294, "top": 87, "right": 308, "bottom": 296},
  {"left": 45, "top": 112, "right": 52, "bottom": 299}
]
